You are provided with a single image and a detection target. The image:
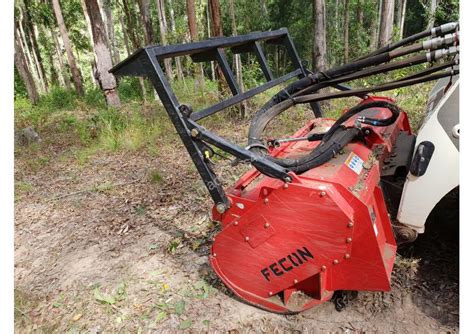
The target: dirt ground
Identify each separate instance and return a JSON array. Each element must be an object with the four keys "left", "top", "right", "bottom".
[{"left": 14, "top": 124, "right": 459, "bottom": 333}]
